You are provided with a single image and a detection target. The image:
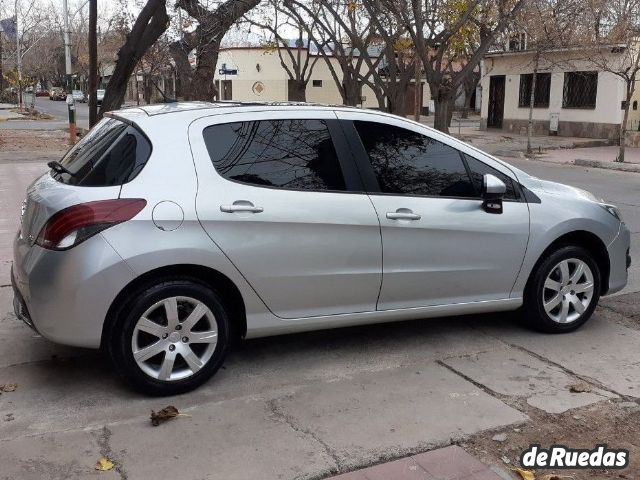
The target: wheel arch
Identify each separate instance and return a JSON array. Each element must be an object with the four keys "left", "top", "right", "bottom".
[
  {"left": 528, "top": 230, "right": 610, "bottom": 295},
  {"left": 101, "top": 264, "right": 247, "bottom": 349}
]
